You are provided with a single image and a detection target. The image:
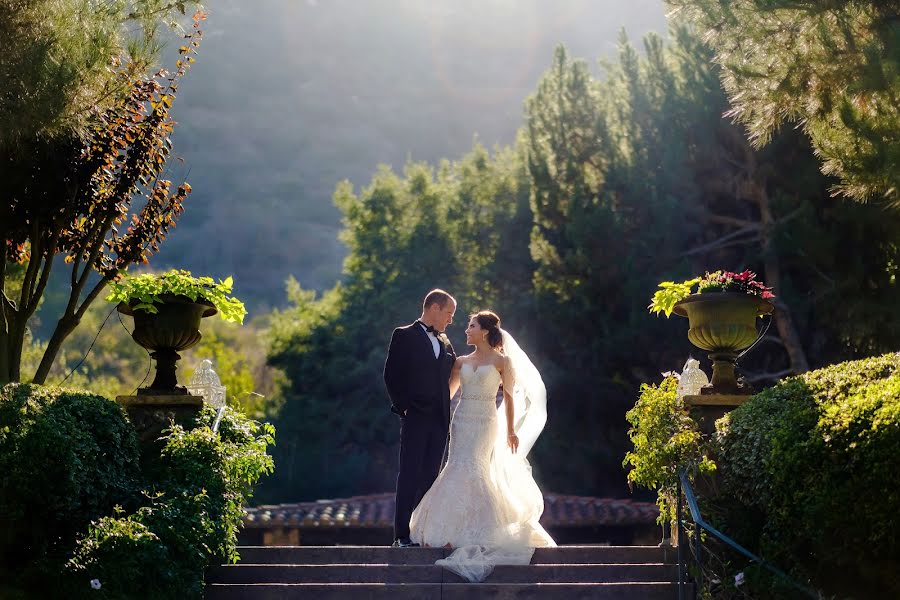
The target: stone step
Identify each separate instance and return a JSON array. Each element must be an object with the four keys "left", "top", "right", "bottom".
[
  {"left": 233, "top": 545, "right": 671, "bottom": 566},
  {"left": 205, "top": 582, "right": 688, "bottom": 600},
  {"left": 207, "top": 563, "right": 677, "bottom": 584}
]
